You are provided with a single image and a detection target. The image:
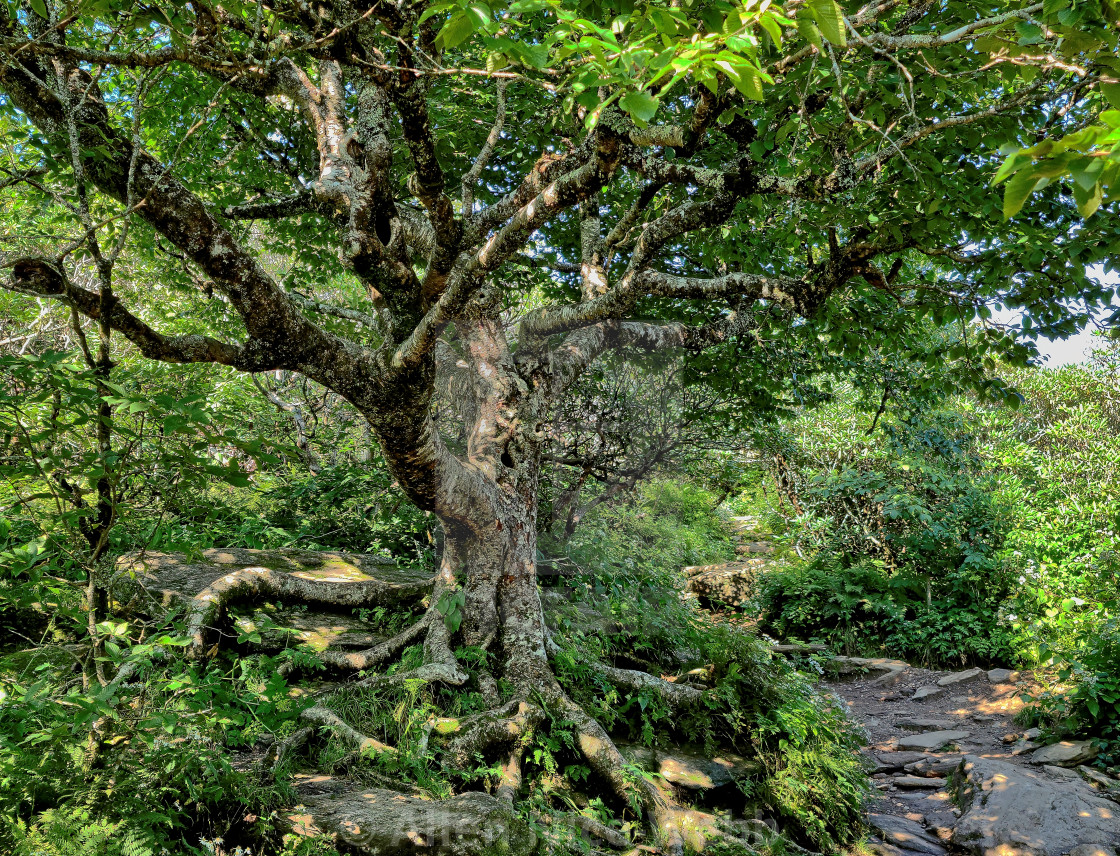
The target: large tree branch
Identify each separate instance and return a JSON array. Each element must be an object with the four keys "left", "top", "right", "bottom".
[
  {"left": 391, "top": 133, "right": 623, "bottom": 369},
  {"left": 521, "top": 238, "right": 880, "bottom": 341},
  {"left": 5, "top": 257, "right": 252, "bottom": 367}
]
